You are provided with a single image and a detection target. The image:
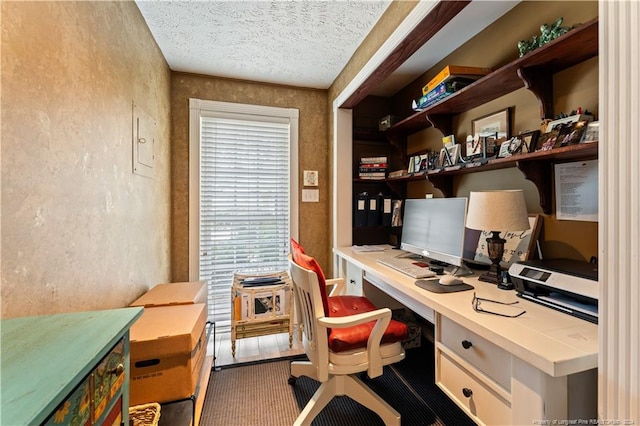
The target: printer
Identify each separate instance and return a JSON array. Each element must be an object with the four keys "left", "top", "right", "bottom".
[{"left": 508, "top": 259, "right": 598, "bottom": 323}]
